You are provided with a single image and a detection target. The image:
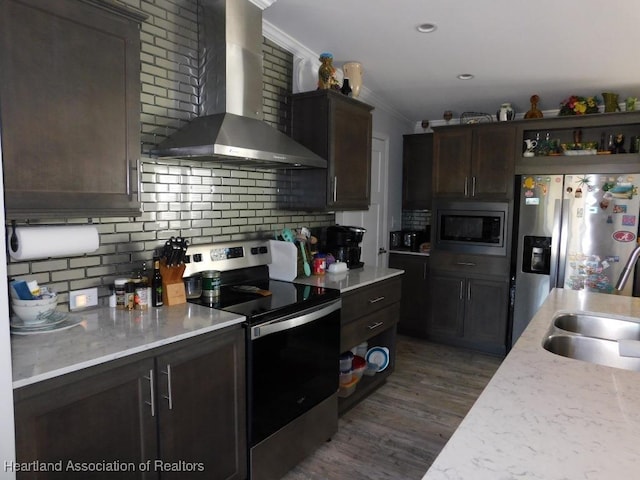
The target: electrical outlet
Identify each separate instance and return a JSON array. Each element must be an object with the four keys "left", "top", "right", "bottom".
[{"left": 69, "top": 287, "right": 99, "bottom": 310}]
